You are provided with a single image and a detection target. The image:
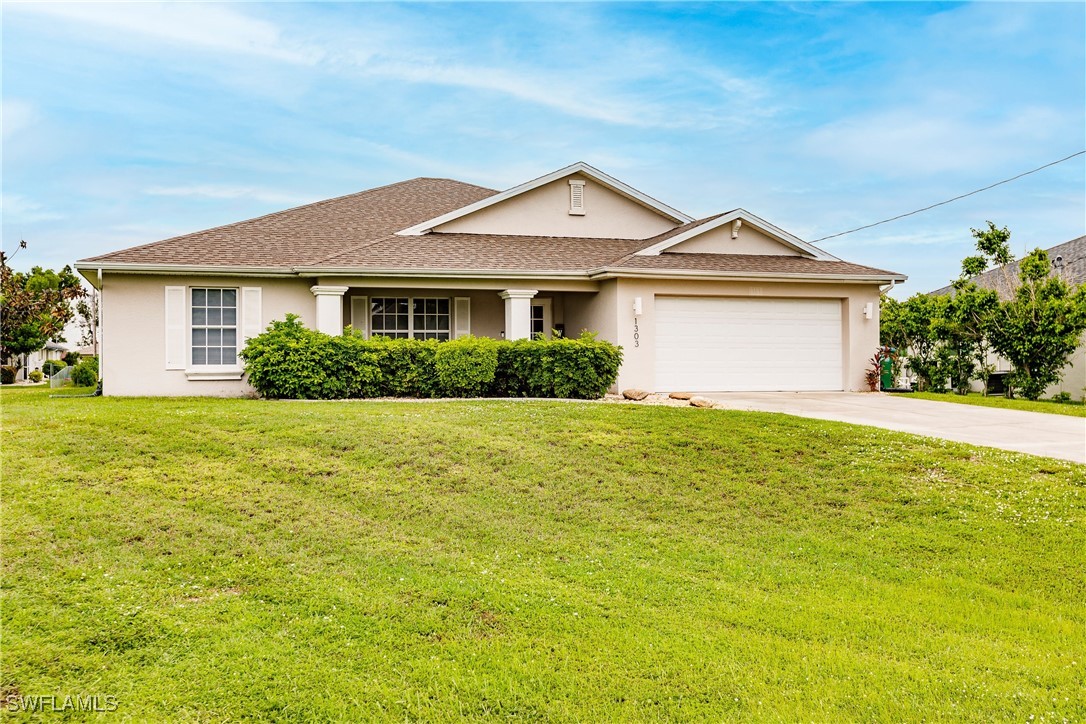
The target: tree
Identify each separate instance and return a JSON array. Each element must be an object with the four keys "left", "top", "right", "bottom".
[
  {"left": 0, "top": 263, "right": 86, "bottom": 367},
  {"left": 880, "top": 292, "right": 948, "bottom": 391},
  {"left": 987, "top": 249, "right": 1086, "bottom": 399},
  {"left": 961, "top": 222, "right": 1086, "bottom": 400},
  {"left": 74, "top": 290, "right": 100, "bottom": 350}
]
